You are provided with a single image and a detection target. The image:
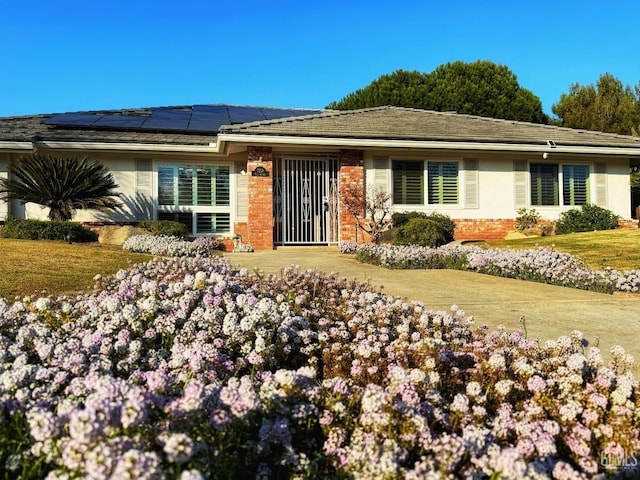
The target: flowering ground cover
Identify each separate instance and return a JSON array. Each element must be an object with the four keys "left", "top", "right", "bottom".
[
  {"left": 349, "top": 243, "right": 640, "bottom": 295},
  {"left": 123, "top": 234, "right": 221, "bottom": 258},
  {"left": 1, "top": 255, "right": 639, "bottom": 478},
  {"left": 485, "top": 228, "right": 640, "bottom": 271}
]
